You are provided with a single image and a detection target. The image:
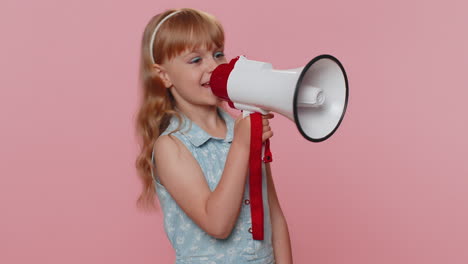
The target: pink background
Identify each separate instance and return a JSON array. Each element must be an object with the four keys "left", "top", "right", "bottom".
[{"left": 1, "top": 0, "right": 467, "bottom": 263}]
